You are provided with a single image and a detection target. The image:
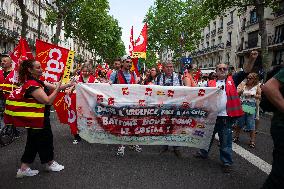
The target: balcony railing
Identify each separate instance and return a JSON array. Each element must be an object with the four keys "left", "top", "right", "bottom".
[
  {"left": 206, "top": 33, "right": 210, "bottom": 38},
  {"left": 0, "top": 26, "right": 19, "bottom": 40},
  {"left": 217, "top": 27, "right": 223, "bottom": 33},
  {"left": 190, "top": 43, "right": 225, "bottom": 57},
  {"left": 268, "top": 34, "right": 284, "bottom": 45}
]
